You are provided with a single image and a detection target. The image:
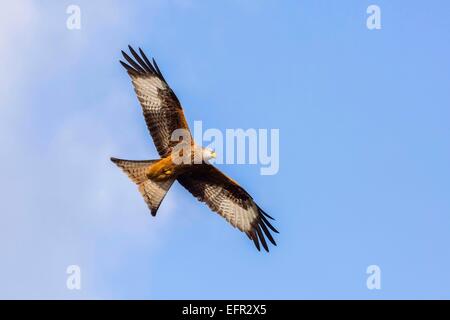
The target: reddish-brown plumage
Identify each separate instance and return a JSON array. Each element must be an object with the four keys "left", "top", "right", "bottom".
[{"left": 111, "top": 46, "right": 278, "bottom": 252}]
